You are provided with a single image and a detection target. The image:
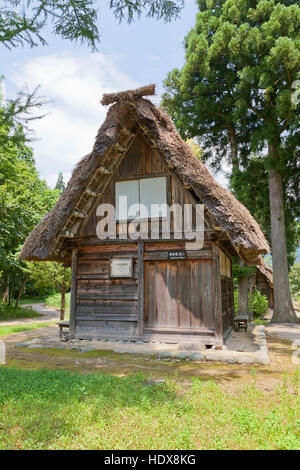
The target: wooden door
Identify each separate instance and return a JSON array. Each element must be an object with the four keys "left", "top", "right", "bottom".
[{"left": 144, "top": 260, "right": 214, "bottom": 332}]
